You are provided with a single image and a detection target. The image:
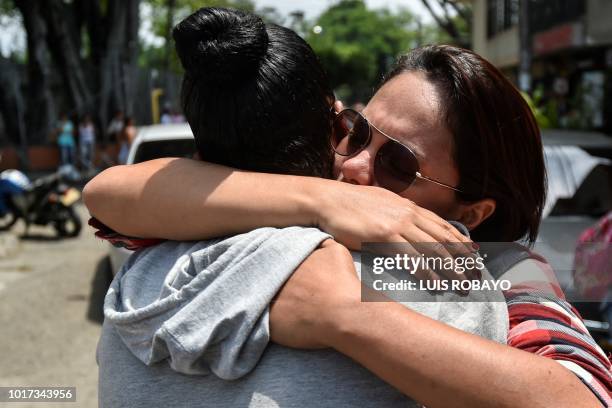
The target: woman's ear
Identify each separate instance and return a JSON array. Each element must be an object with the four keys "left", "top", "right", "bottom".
[{"left": 456, "top": 198, "right": 496, "bottom": 231}]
